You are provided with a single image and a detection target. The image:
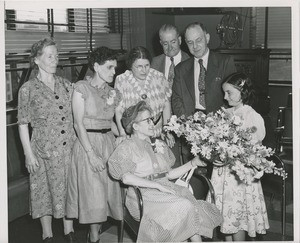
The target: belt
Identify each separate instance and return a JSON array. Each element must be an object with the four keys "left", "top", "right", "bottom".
[
  {"left": 145, "top": 172, "right": 167, "bottom": 180},
  {"left": 86, "top": 128, "right": 111, "bottom": 133}
]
